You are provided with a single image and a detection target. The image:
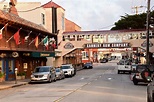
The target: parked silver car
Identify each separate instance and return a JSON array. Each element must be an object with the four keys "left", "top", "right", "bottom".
[
  {"left": 30, "top": 66, "right": 56, "bottom": 83},
  {"left": 56, "top": 68, "right": 65, "bottom": 80}
]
